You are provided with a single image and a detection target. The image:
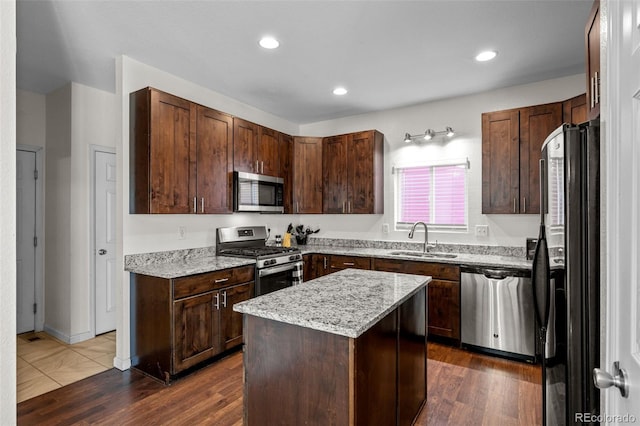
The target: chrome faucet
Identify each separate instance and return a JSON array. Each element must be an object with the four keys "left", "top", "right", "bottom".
[{"left": 408, "top": 221, "right": 434, "bottom": 253}]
